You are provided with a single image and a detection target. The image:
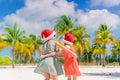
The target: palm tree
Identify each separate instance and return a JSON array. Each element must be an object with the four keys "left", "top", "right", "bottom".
[
  {"left": 111, "top": 38, "right": 120, "bottom": 65},
  {"left": 29, "top": 34, "right": 43, "bottom": 64},
  {"left": 82, "top": 42, "right": 92, "bottom": 64},
  {"left": 54, "top": 15, "right": 90, "bottom": 64},
  {"left": 3, "top": 23, "right": 25, "bottom": 68},
  {"left": 0, "top": 34, "right": 9, "bottom": 51},
  {"left": 54, "top": 15, "right": 74, "bottom": 37},
  {"left": 14, "top": 38, "right": 34, "bottom": 64},
  {"left": 92, "top": 43, "right": 103, "bottom": 65},
  {"left": 94, "top": 24, "right": 115, "bottom": 67},
  {"left": 73, "top": 26, "right": 90, "bottom": 63}
]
